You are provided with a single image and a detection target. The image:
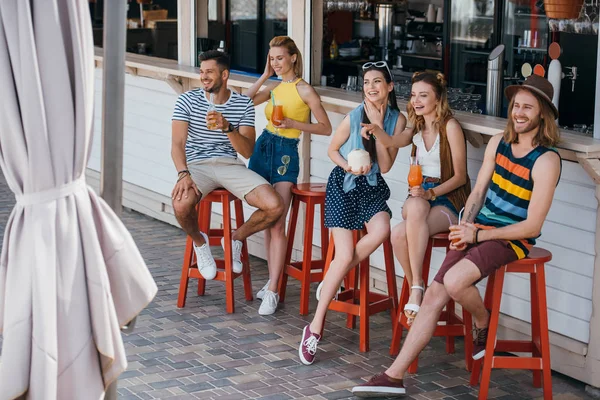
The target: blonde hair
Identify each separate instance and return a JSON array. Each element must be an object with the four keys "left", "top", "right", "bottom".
[
  {"left": 407, "top": 71, "right": 452, "bottom": 133},
  {"left": 504, "top": 89, "right": 561, "bottom": 147},
  {"left": 269, "top": 36, "right": 303, "bottom": 78}
]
